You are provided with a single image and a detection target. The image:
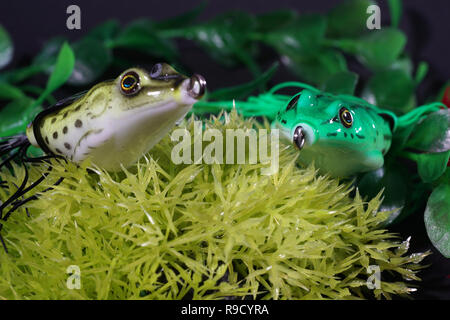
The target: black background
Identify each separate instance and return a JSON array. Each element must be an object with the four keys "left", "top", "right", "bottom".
[
  {"left": 0, "top": 0, "right": 449, "bottom": 299},
  {"left": 0, "top": 0, "right": 449, "bottom": 96}
]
